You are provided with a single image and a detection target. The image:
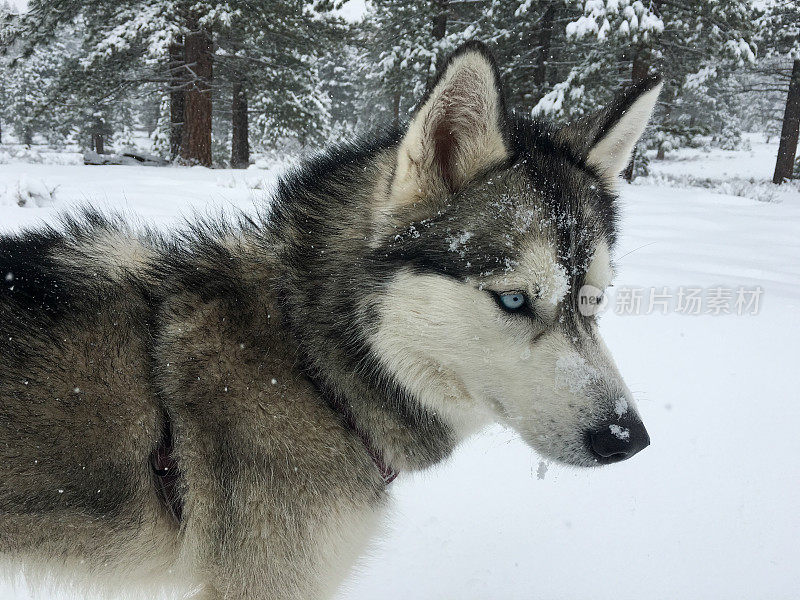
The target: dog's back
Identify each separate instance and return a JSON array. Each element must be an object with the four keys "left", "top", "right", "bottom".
[
  {"left": 0, "top": 214, "right": 386, "bottom": 598},
  {"left": 0, "top": 215, "right": 181, "bottom": 580}
]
